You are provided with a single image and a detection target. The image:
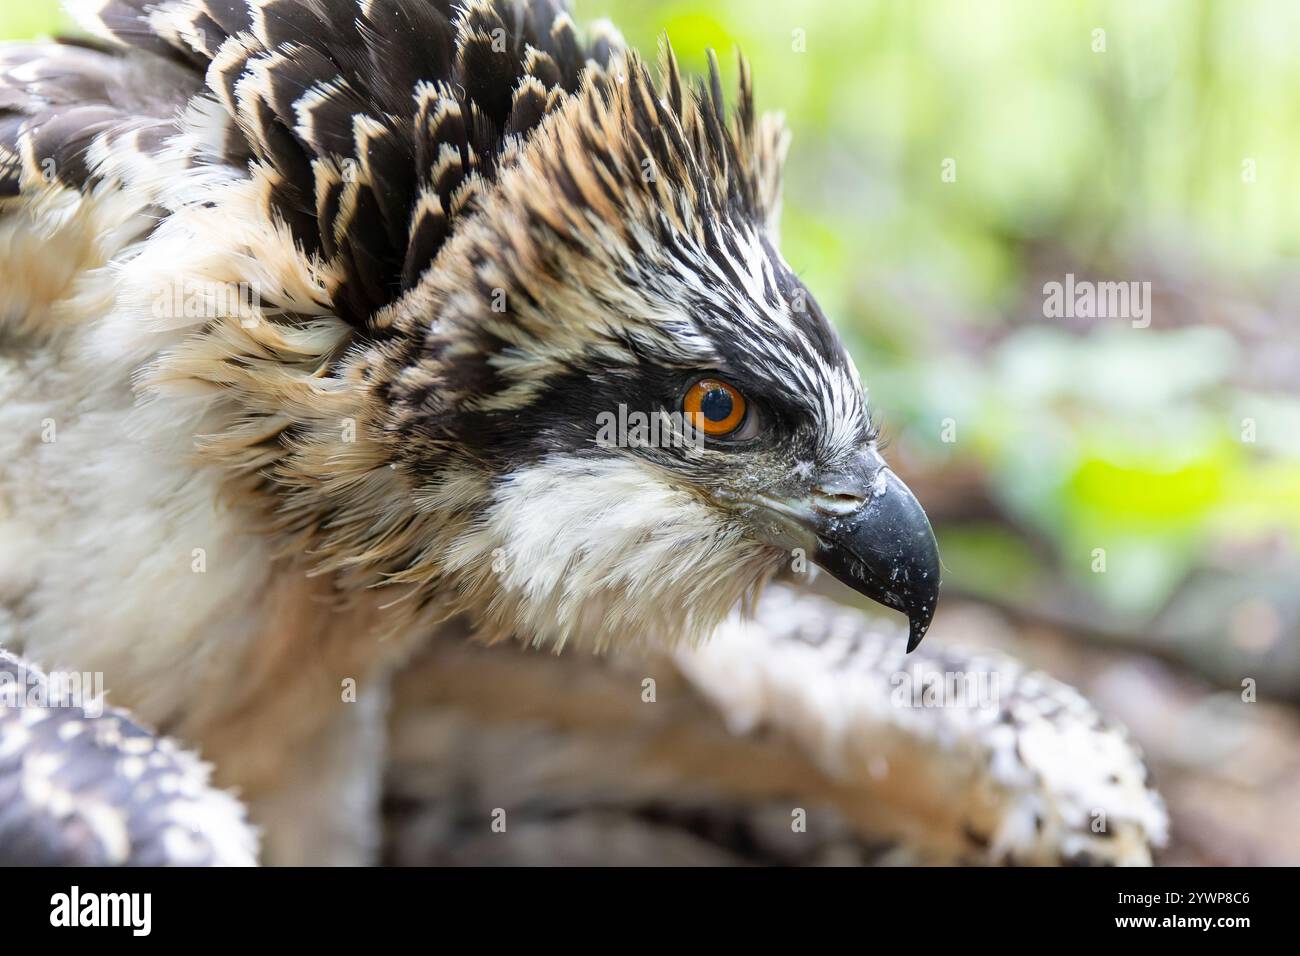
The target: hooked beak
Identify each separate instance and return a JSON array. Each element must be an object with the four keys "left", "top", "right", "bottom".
[{"left": 743, "top": 449, "right": 941, "bottom": 652}]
